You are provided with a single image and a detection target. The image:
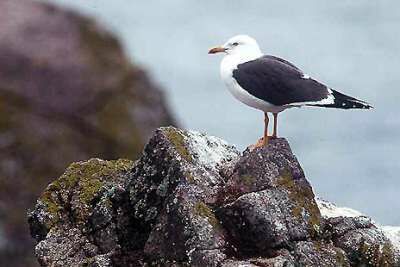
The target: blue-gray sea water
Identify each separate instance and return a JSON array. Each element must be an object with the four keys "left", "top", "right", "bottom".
[{"left": 44, "top": 0, "right": 400, "bottom": 225}]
